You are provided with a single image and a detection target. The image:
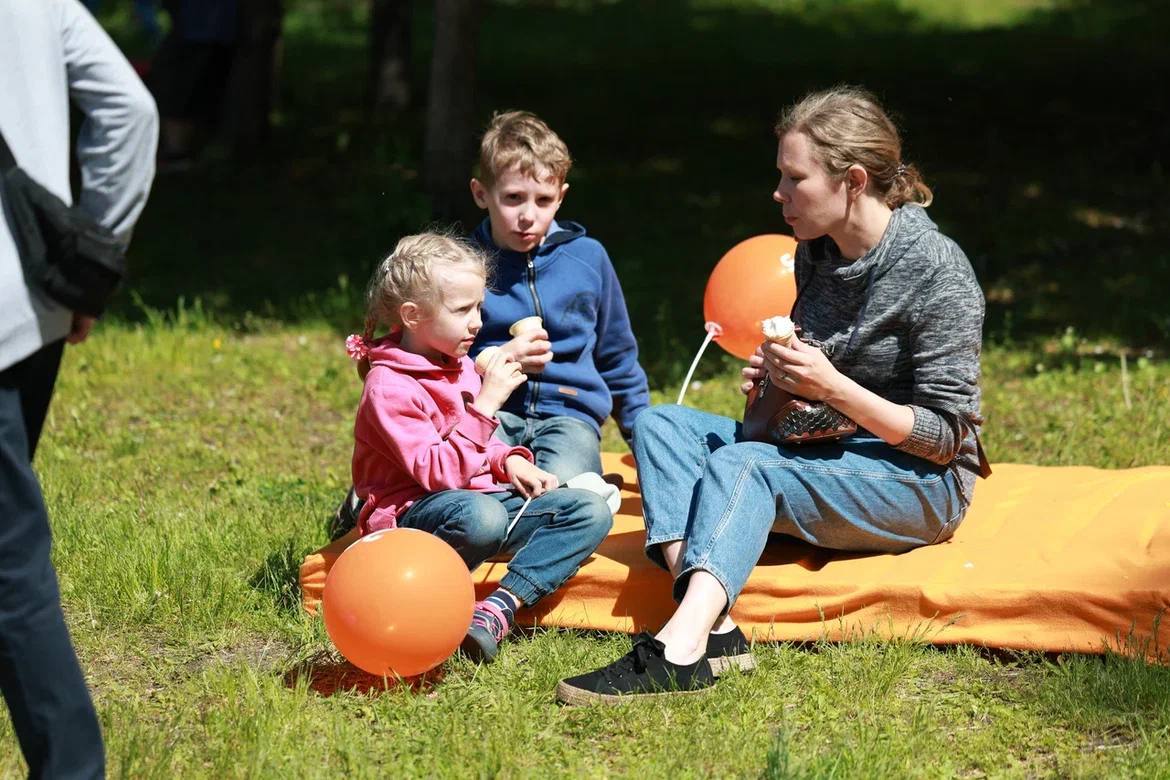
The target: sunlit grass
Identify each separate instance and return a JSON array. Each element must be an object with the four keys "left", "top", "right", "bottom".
[{"left": 1, "top": 316, "right": 1167, "bottom": 776}]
